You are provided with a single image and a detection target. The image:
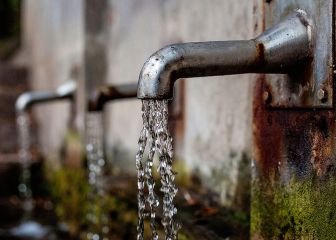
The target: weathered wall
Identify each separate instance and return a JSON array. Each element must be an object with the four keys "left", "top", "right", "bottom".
[
  {"left": 24, "top": 0, "right": 255, "bottom": 208},
  {"left": 23, "top": 0, "right": 84, "bottom": 163},
  {"left": 105, "top": 0, "right": 255, "bottom": 208}
]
